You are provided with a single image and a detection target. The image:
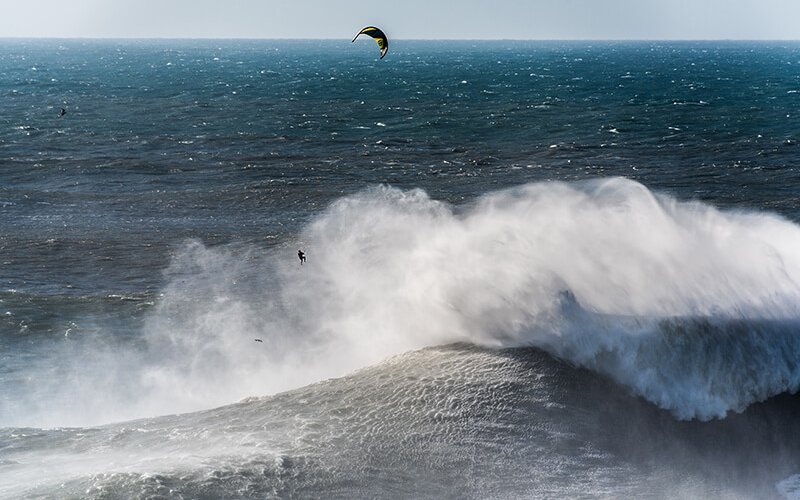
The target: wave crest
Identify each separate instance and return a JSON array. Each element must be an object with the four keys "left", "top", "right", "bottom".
[{"left": 9, "top": 178, "right": 800, "bottom": 426}]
